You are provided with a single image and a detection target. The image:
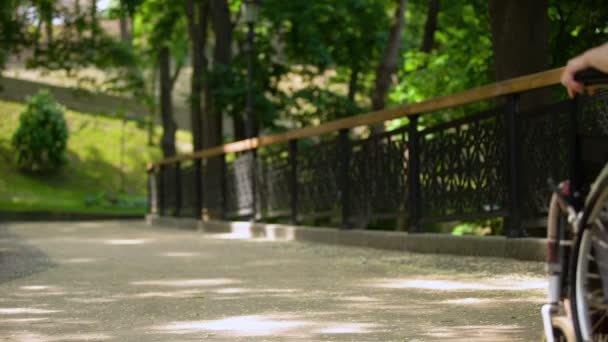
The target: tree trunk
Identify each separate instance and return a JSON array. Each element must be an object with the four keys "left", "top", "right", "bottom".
[
  {"left": 206, "top": 0, "right": 232, "bottom": 148},
  {"left": 489, "top": 0, "right": 549, "bottom": 81},
  {"left": 119, "top": 16, "right": 131, "bottom": 45},
  {"left": 148, "top": 65, "right": 158, "bottom": 146},
  {"left": 347, "top": 66, "right": 359, "bottom": 103},
  {"left": 421, "top": 0, "right": 439, "bottom": 53},
  {"left": 90, "top": 0, "right": 97, "bottom": 40},
  {"left": 45, "top": 16, "right": 53, "bottom": 47},
  {"left": 185, "top": 0, "right": 209, "bottom": 152},
  {"left": 371, "top": 0, "right": 407, "bottom": 133},
  {"left": 489, "top": 0, "right": 550, "bottom": 108},
  {"left": 159, "top": 46, "right": 177, "bottom": 157}
]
